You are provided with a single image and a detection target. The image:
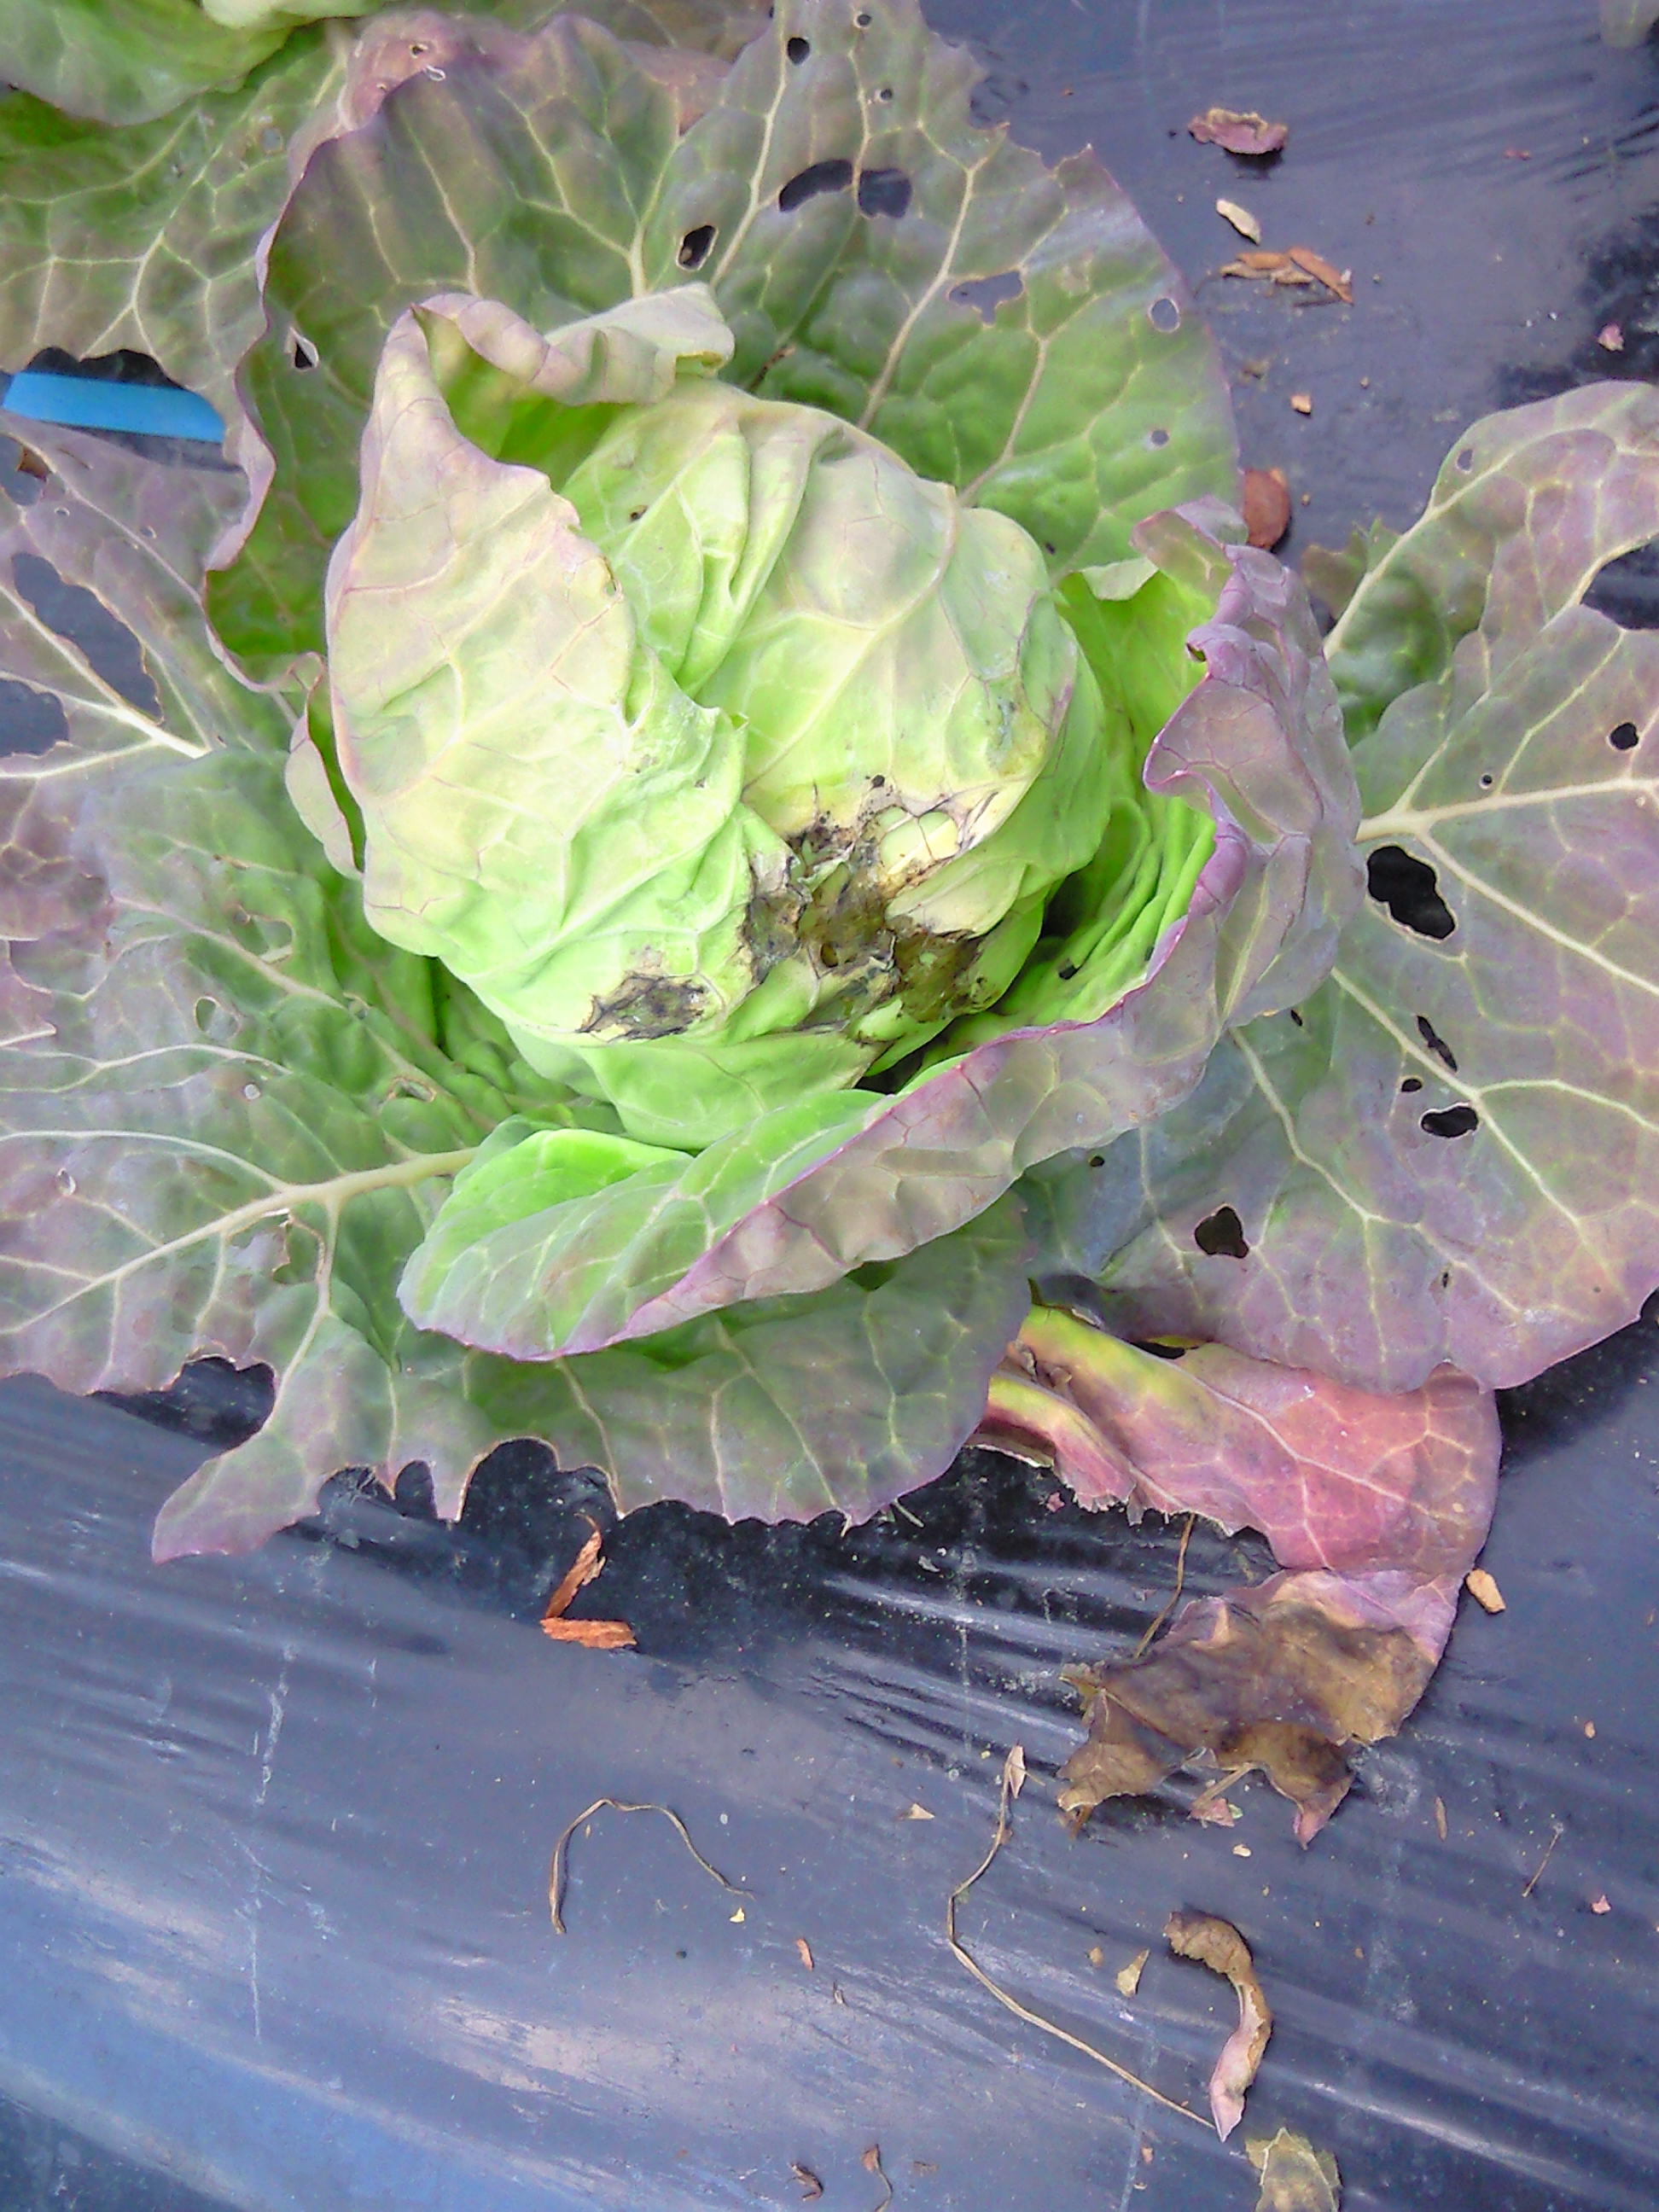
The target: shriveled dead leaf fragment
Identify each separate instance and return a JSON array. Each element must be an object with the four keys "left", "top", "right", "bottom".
[
  {"left": 1190, "top": 106, "right": 1289, "bottom": 157},
  {"left": 982, "top": 1318, "right": 1500, "bottom": 1843},
  {"left": 1434, "top": 1796, "right": 1447, "bottom": 1841},
  {"left": 1116, "top": 1947, "right": 1150, "bottom": 1996},
  {"left": 796, "top": 1936, "right": 815, "bottom": 1970},
  {"left": 1599, "top": 322, "right": 1626, "bottom": 352},
  {"left": 862, "top": 2144, "right": 894, "bottom": 2210},
  {"left": 1243, "top": 468, "right": 1292, "bottom": 550},
  {"left": 903, "top": 1802, "right": 935, "bottom": 1821},
  {"left": 1464, "top": 1568, "right": 1505, "bottom": 1613},
  {"left": 1249, "top": 2128, "right": 1341, "bottom": 2209},
  {"left": 1290, "top": 393, "right": 1313, "bottom": 415},
  {"left": 1165, "top": 1910, "right": 1272, "bottom": 2139},
  {"left": 540, "top": 1520, "right": 636, "bottom": 1650},
  {"left": 1285, "top": 247, "right": 1353, "bottom": 303},
  {"left": 1592, "top": 1892, "right": 1612, "bottom": 1914},
  {"left": 1217, "top": 197, "right": 1263, "bottom": 242},
  {"left": 790, "top": 2162, "right": 824, "bottom": 2201}
]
